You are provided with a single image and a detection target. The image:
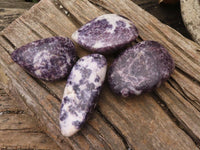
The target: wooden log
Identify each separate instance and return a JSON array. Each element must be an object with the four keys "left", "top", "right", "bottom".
[{"left": 0, "top": 0, "right": 200, "bottom": 149}]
